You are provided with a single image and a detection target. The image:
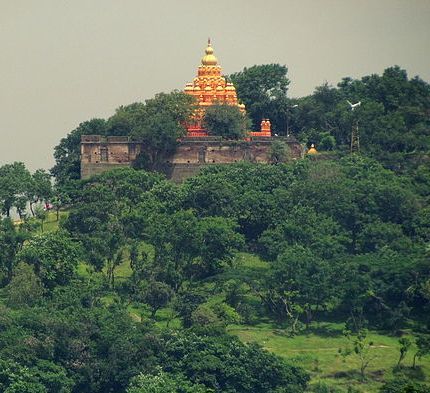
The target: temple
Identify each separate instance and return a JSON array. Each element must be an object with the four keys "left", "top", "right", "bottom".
[
  {"left": 80, "top": 40, "right": 301, "bottom": 182},
  {"left": 184, "top": 40, "right": 271, "bottom": 138}
]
